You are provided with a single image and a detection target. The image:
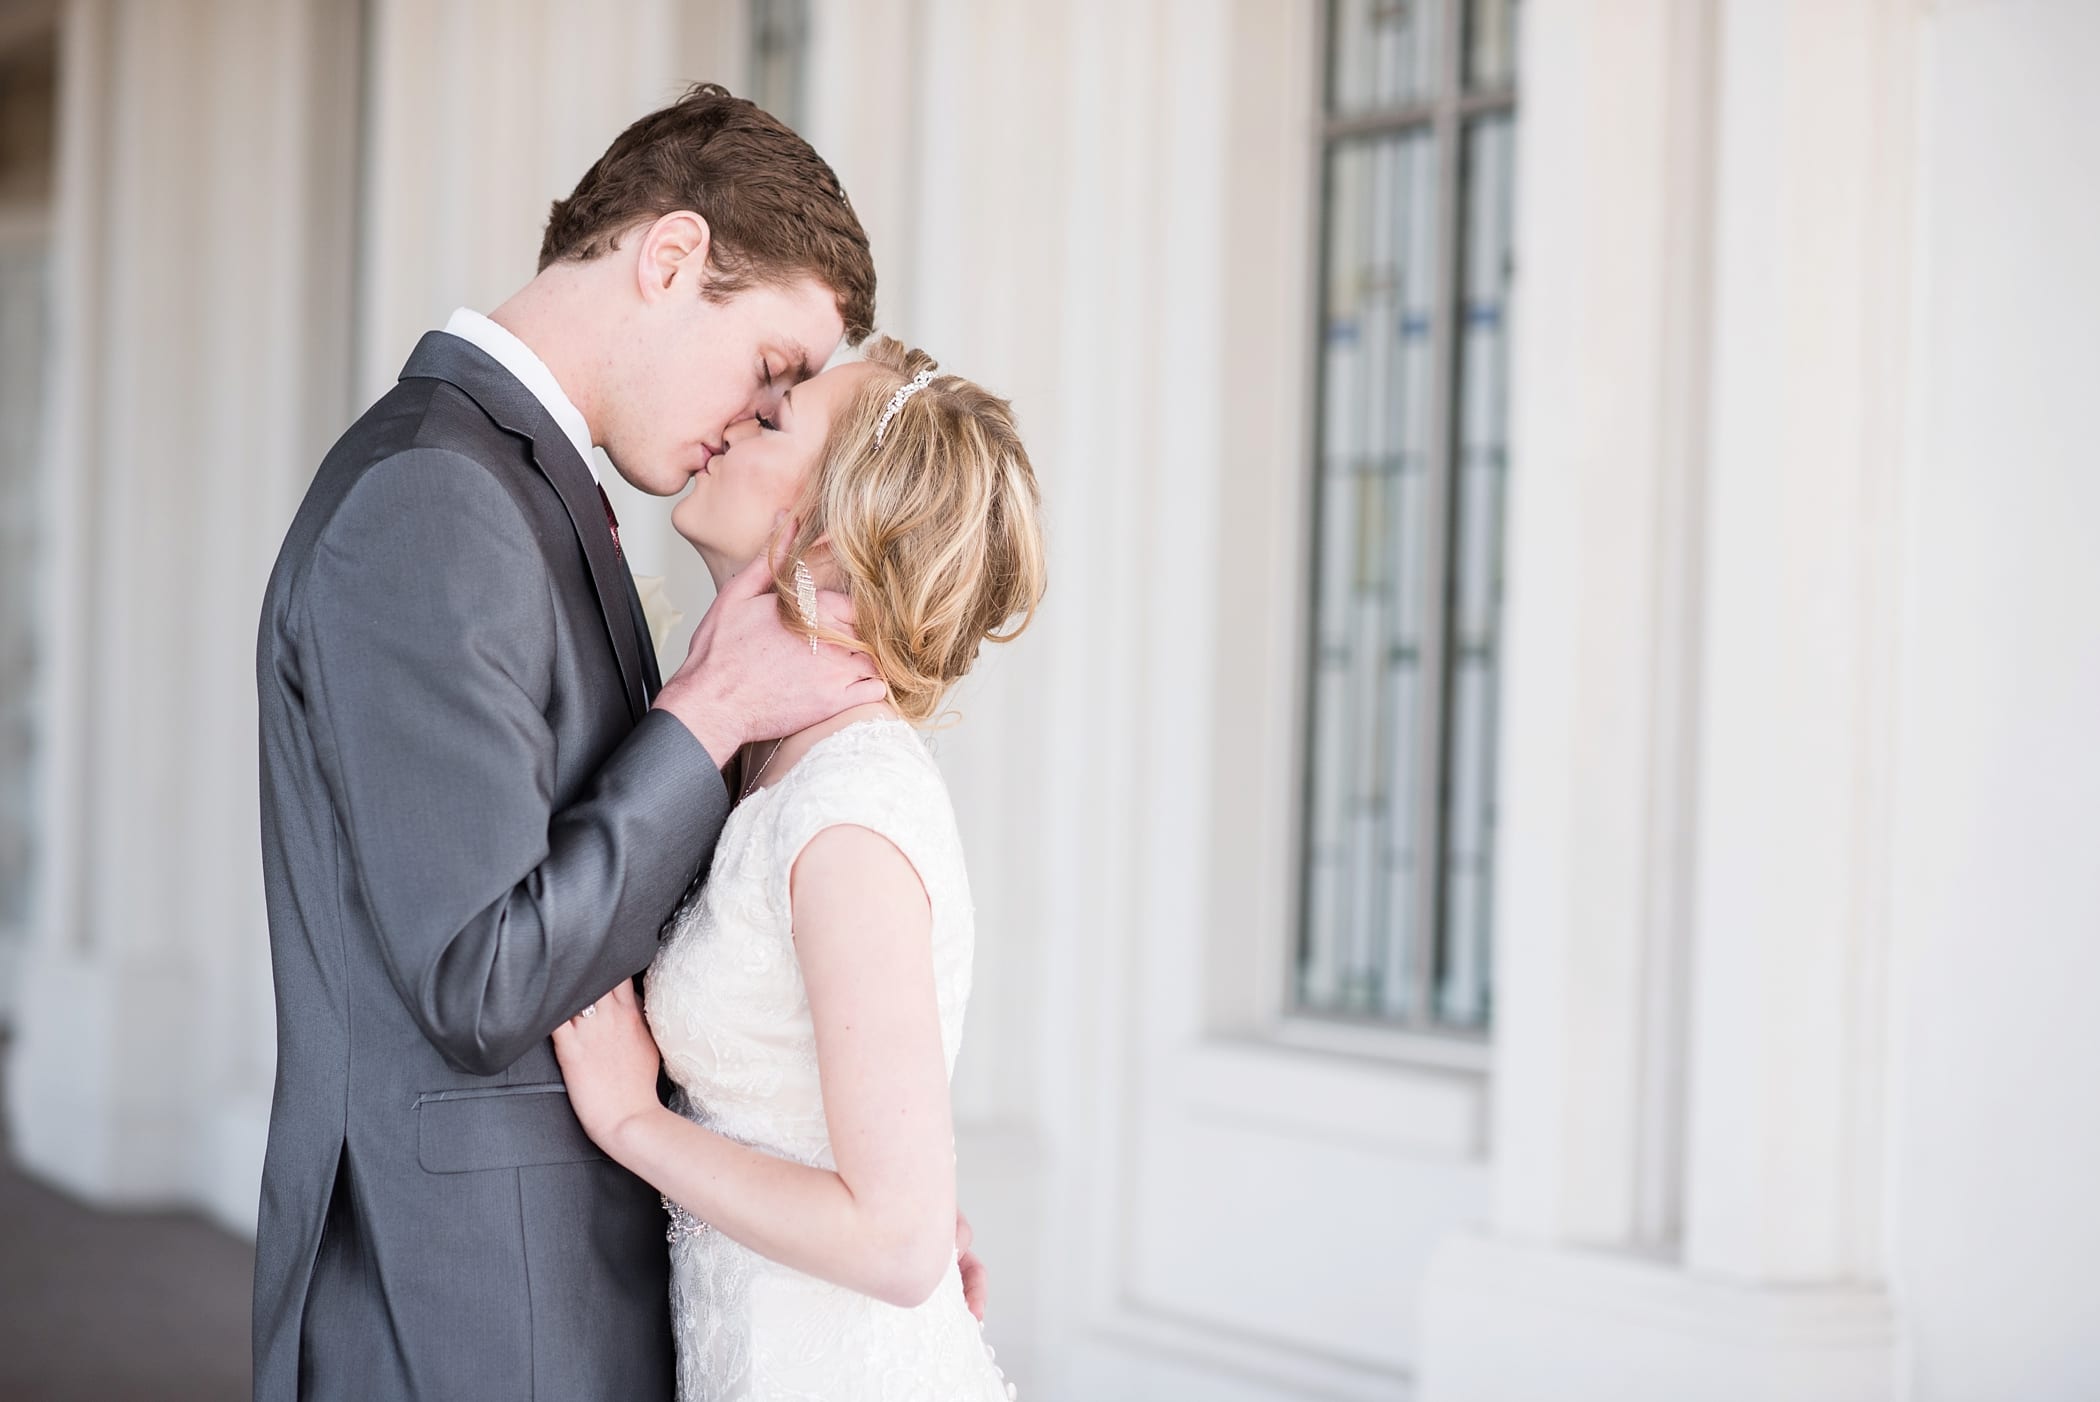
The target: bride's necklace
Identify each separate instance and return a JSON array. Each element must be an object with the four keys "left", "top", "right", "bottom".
[{"left": 739, "top": 738, "right": 784, "bottom": 800}]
